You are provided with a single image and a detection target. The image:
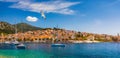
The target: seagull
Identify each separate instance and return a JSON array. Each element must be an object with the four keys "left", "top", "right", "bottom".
[{"left": 41, "top": 11, "right": 46, "bottom": 20}]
